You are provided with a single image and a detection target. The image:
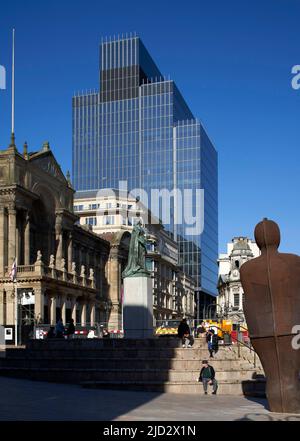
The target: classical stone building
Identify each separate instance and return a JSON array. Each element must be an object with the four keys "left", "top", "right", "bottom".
[
  {"left": 217, "top": 237, "right": 260, "bottom": 322},
  {"left": 74, "top": 189, "right": 195, "bottom": 328},
  {"left": 0, "top": 138, "right": 110, "bottom": 340}
]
